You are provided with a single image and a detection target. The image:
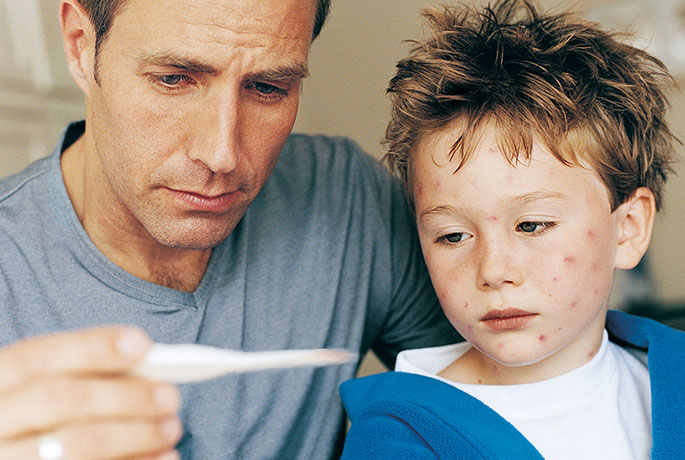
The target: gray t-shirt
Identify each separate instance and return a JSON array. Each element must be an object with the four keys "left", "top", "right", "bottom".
[{"left": 0, "top": 121, "right": 460, "bottom": 460}]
